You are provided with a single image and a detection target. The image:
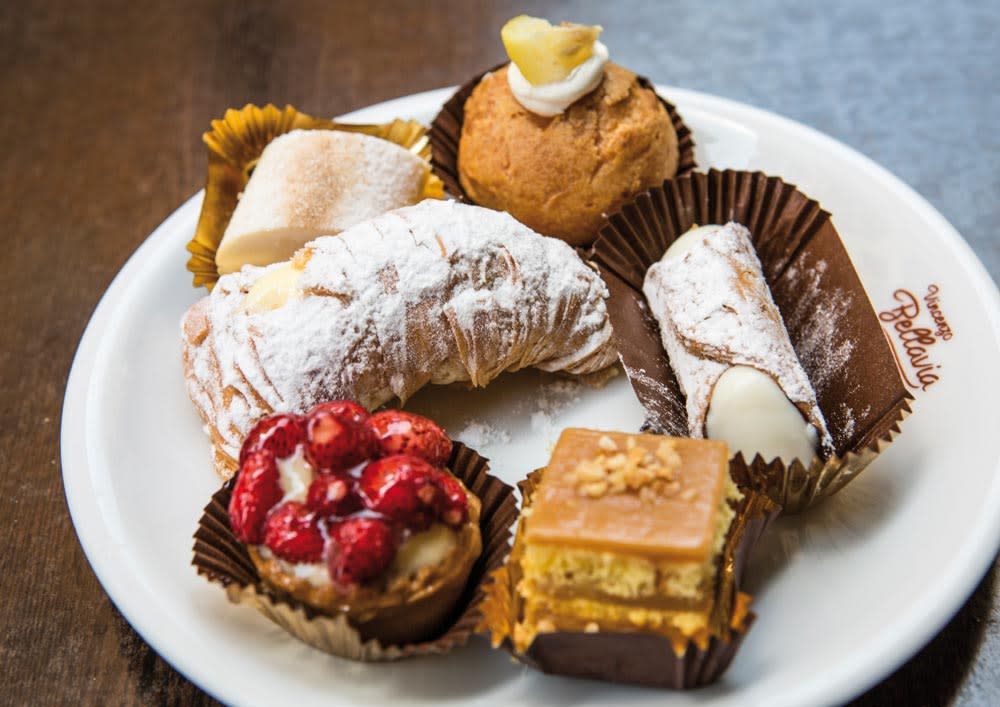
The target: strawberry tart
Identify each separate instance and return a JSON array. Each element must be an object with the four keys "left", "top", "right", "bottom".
[{"left": 227, "top": 400, "right": 483, "bottom": 644}]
